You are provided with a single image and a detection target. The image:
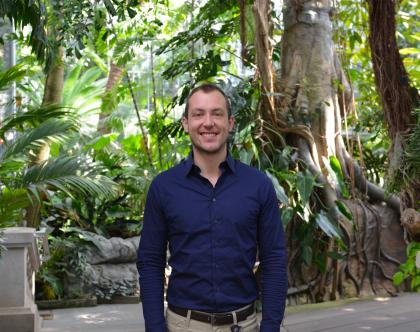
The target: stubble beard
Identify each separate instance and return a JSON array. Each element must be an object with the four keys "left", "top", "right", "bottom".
[{"left": 191, "top": 138, "right": 228, "bottom": 157}]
